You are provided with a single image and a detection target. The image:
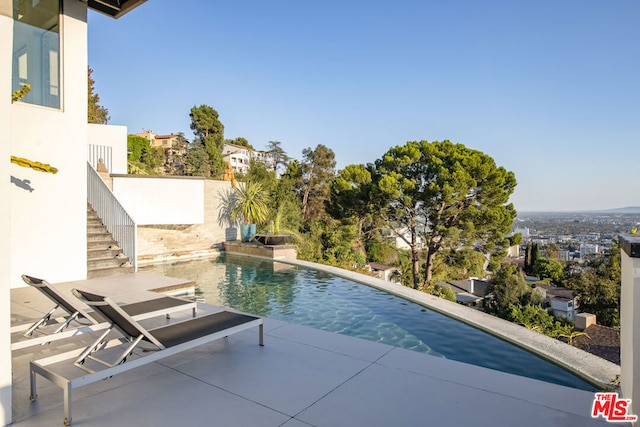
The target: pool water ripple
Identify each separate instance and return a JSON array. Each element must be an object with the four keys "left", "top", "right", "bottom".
[{"left": 141, "top": 255, "right": 598, "bottom": 391}]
